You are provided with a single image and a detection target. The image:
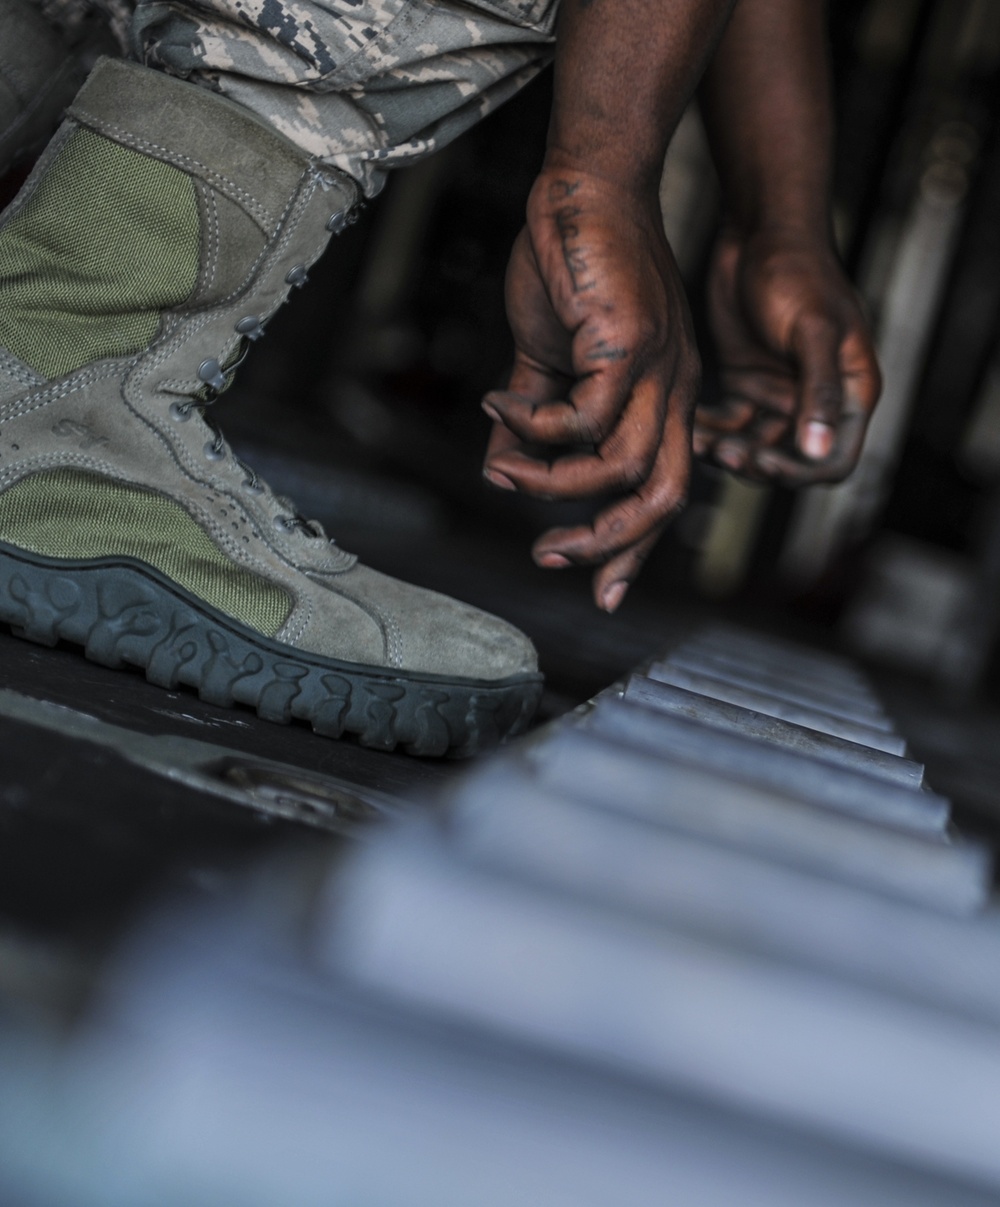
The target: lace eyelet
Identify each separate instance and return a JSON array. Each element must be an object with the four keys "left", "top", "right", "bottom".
[
  {"left": 169, "top": 401, "right": 192, "bottom": 422},
  {"left": 198, "top": 359, "right": 227, "bottom": 393},
  {"left": 204, "top": 441, "right": 226, "bottom": 462},
  {"left": 273, "top": 515, "right": 292, "bottom": 532},
  {"left": 244, "top": 479, "right": 264, "bottom": 495},
  {"left": 235, "top": 315, "right": 264, "bottom": 341}
]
